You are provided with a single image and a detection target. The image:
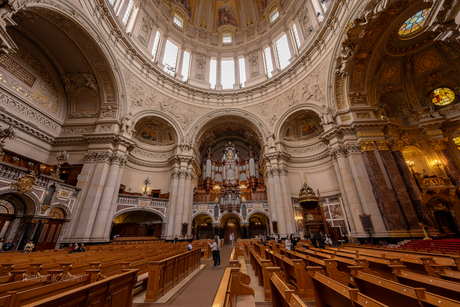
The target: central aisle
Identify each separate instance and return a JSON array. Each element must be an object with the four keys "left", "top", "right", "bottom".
[{"left": 167, "top": 245, "right": 232, "bottom": 307}]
